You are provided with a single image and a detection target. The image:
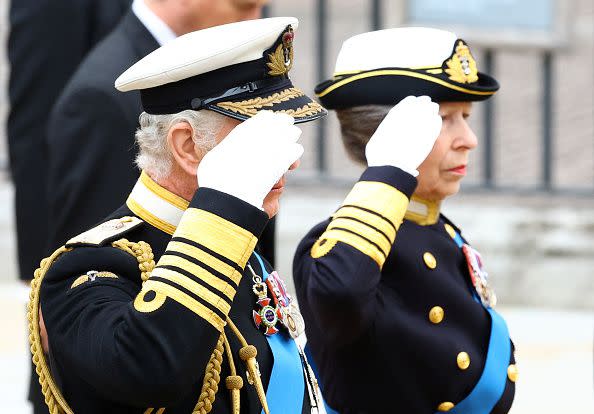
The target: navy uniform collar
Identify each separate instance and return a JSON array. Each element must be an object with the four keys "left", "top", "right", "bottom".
[{"left": 126, "top": 171, "right": 188, "bottom": 235}]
